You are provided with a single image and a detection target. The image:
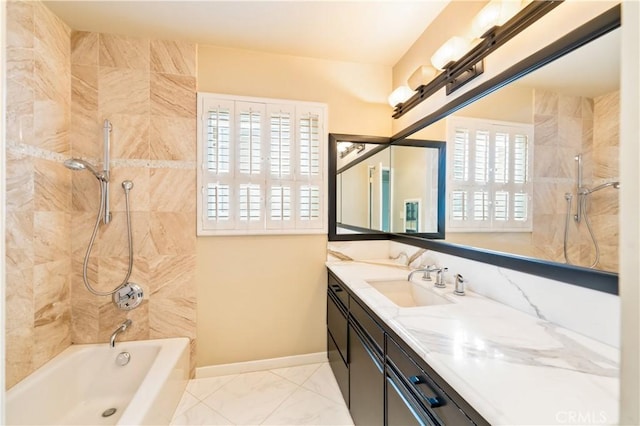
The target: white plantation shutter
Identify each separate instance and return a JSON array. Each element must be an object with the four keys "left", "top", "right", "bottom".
[
  {"left": 197, "top": 93, "right": 326, "bottom": 235},
  {"left": 295, "top": 106, "right": 324, "bottom": 229},
  {"left": 206, "top": 183, "right": 233, "bottom": 228},
  {"left": 237, "top": 102, "right": 265, "bottom": 177},
  {"left": 447, "top": 117, "right": 533, "bottom": 232},
  {"left": 266, "top": 105, "right": 296, "bottom": 230}
]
